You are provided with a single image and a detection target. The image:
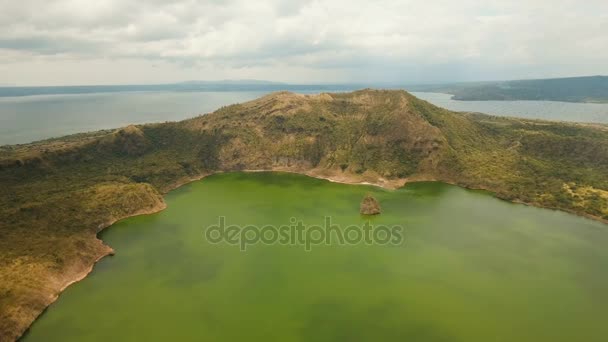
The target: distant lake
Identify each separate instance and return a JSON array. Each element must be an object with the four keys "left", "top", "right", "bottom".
[
  {"left": 411, "top": 92, "right": 608, "bottom": 124},
  {"left": 1, "top": 89, "right": 607, "bottom": 146},
  {"left": 0, "top": 91, "right": 268, "bottom": 146}
]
